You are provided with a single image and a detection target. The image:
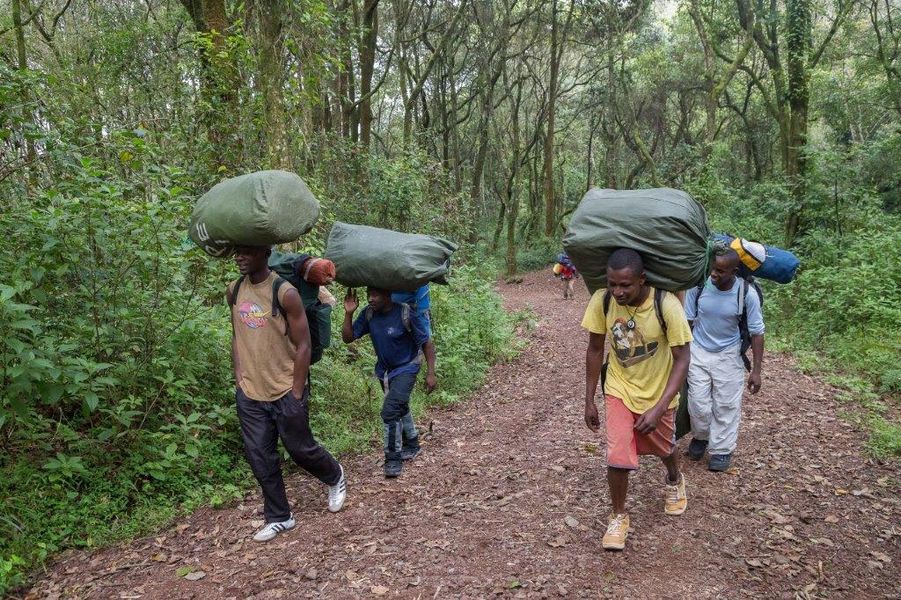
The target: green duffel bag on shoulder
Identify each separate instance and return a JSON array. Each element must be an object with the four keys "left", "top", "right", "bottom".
[
  {"left": 189, "top": 170, "right": 320, "bottom": 257},
  {"left": 325, "top": 222, "right": 457, "bottom": 292},
  {"left": 563, "top": 187, "right": 710, "bottom": 293}
]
